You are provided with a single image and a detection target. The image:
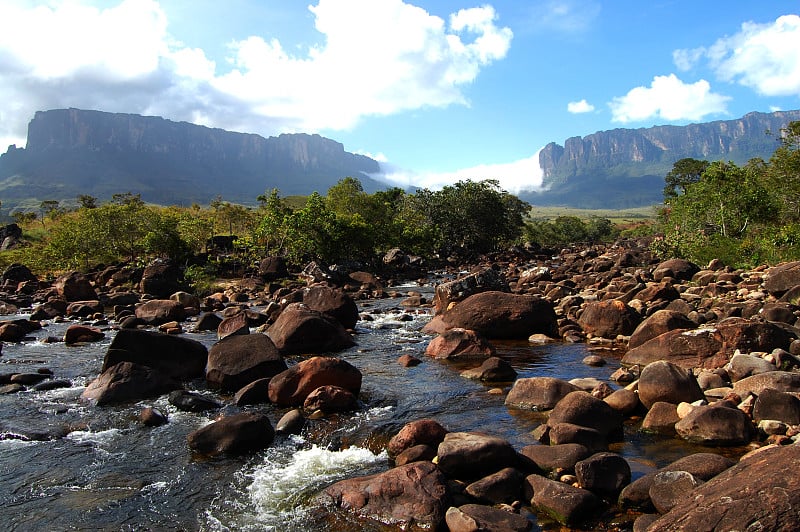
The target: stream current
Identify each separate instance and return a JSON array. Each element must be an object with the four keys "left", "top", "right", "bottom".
[{"left": 0, "top": 284, "right": 747, "bottom": 531}]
